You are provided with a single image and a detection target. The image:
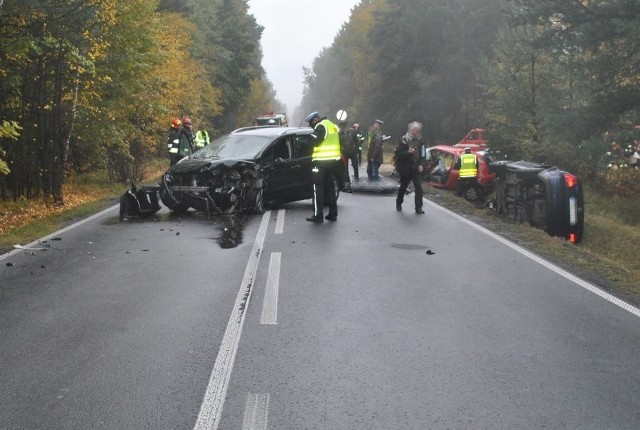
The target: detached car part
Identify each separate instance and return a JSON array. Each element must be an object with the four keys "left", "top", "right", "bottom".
[{"left": 119, "top": 183, "right": 161, "bottom": 221}]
